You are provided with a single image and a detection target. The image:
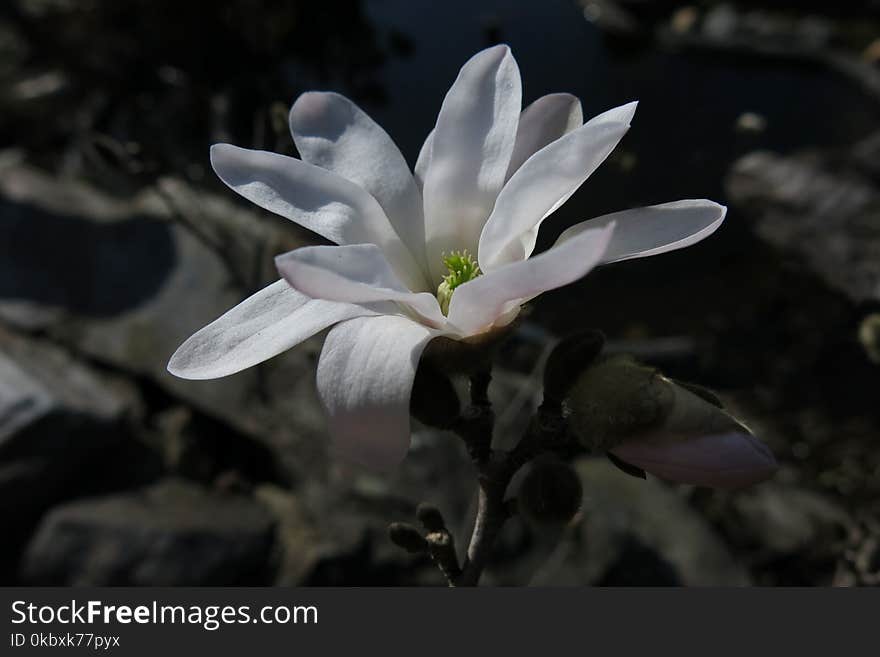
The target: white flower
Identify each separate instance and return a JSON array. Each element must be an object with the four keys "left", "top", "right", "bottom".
[{"left": 168, "top": 45, "right": 727, "bottom": 471}]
